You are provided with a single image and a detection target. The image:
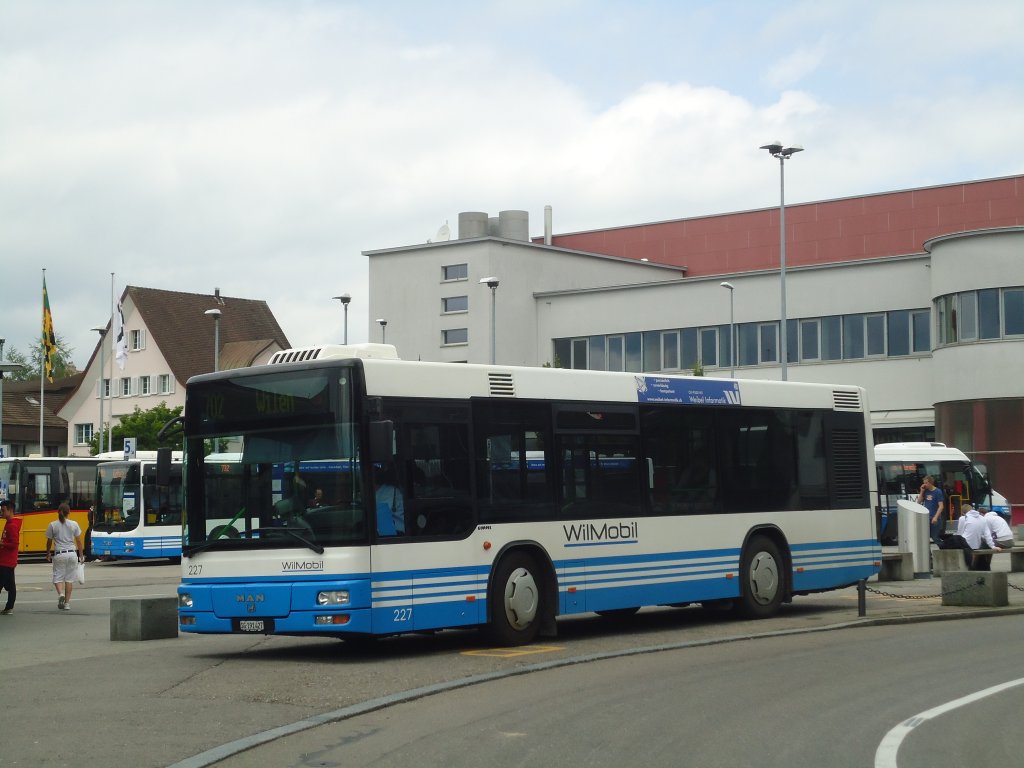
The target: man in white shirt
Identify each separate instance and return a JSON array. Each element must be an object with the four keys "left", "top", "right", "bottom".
[
  {"left": 981, "top": 506, "right": 1015, "bottom": 549},
  {"left": 956, "top": 503, "right": 996, "bottom": 570}
]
